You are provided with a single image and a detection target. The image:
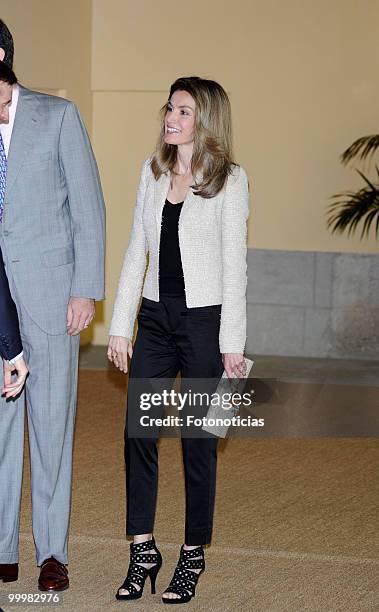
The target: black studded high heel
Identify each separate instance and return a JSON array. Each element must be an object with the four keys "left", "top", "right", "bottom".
[
  {"left": 162, "top": 545, "right": 205, "bottom": 604},
  {"left": 115, "top": 537, "right": 162, "bottom": 601}
]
